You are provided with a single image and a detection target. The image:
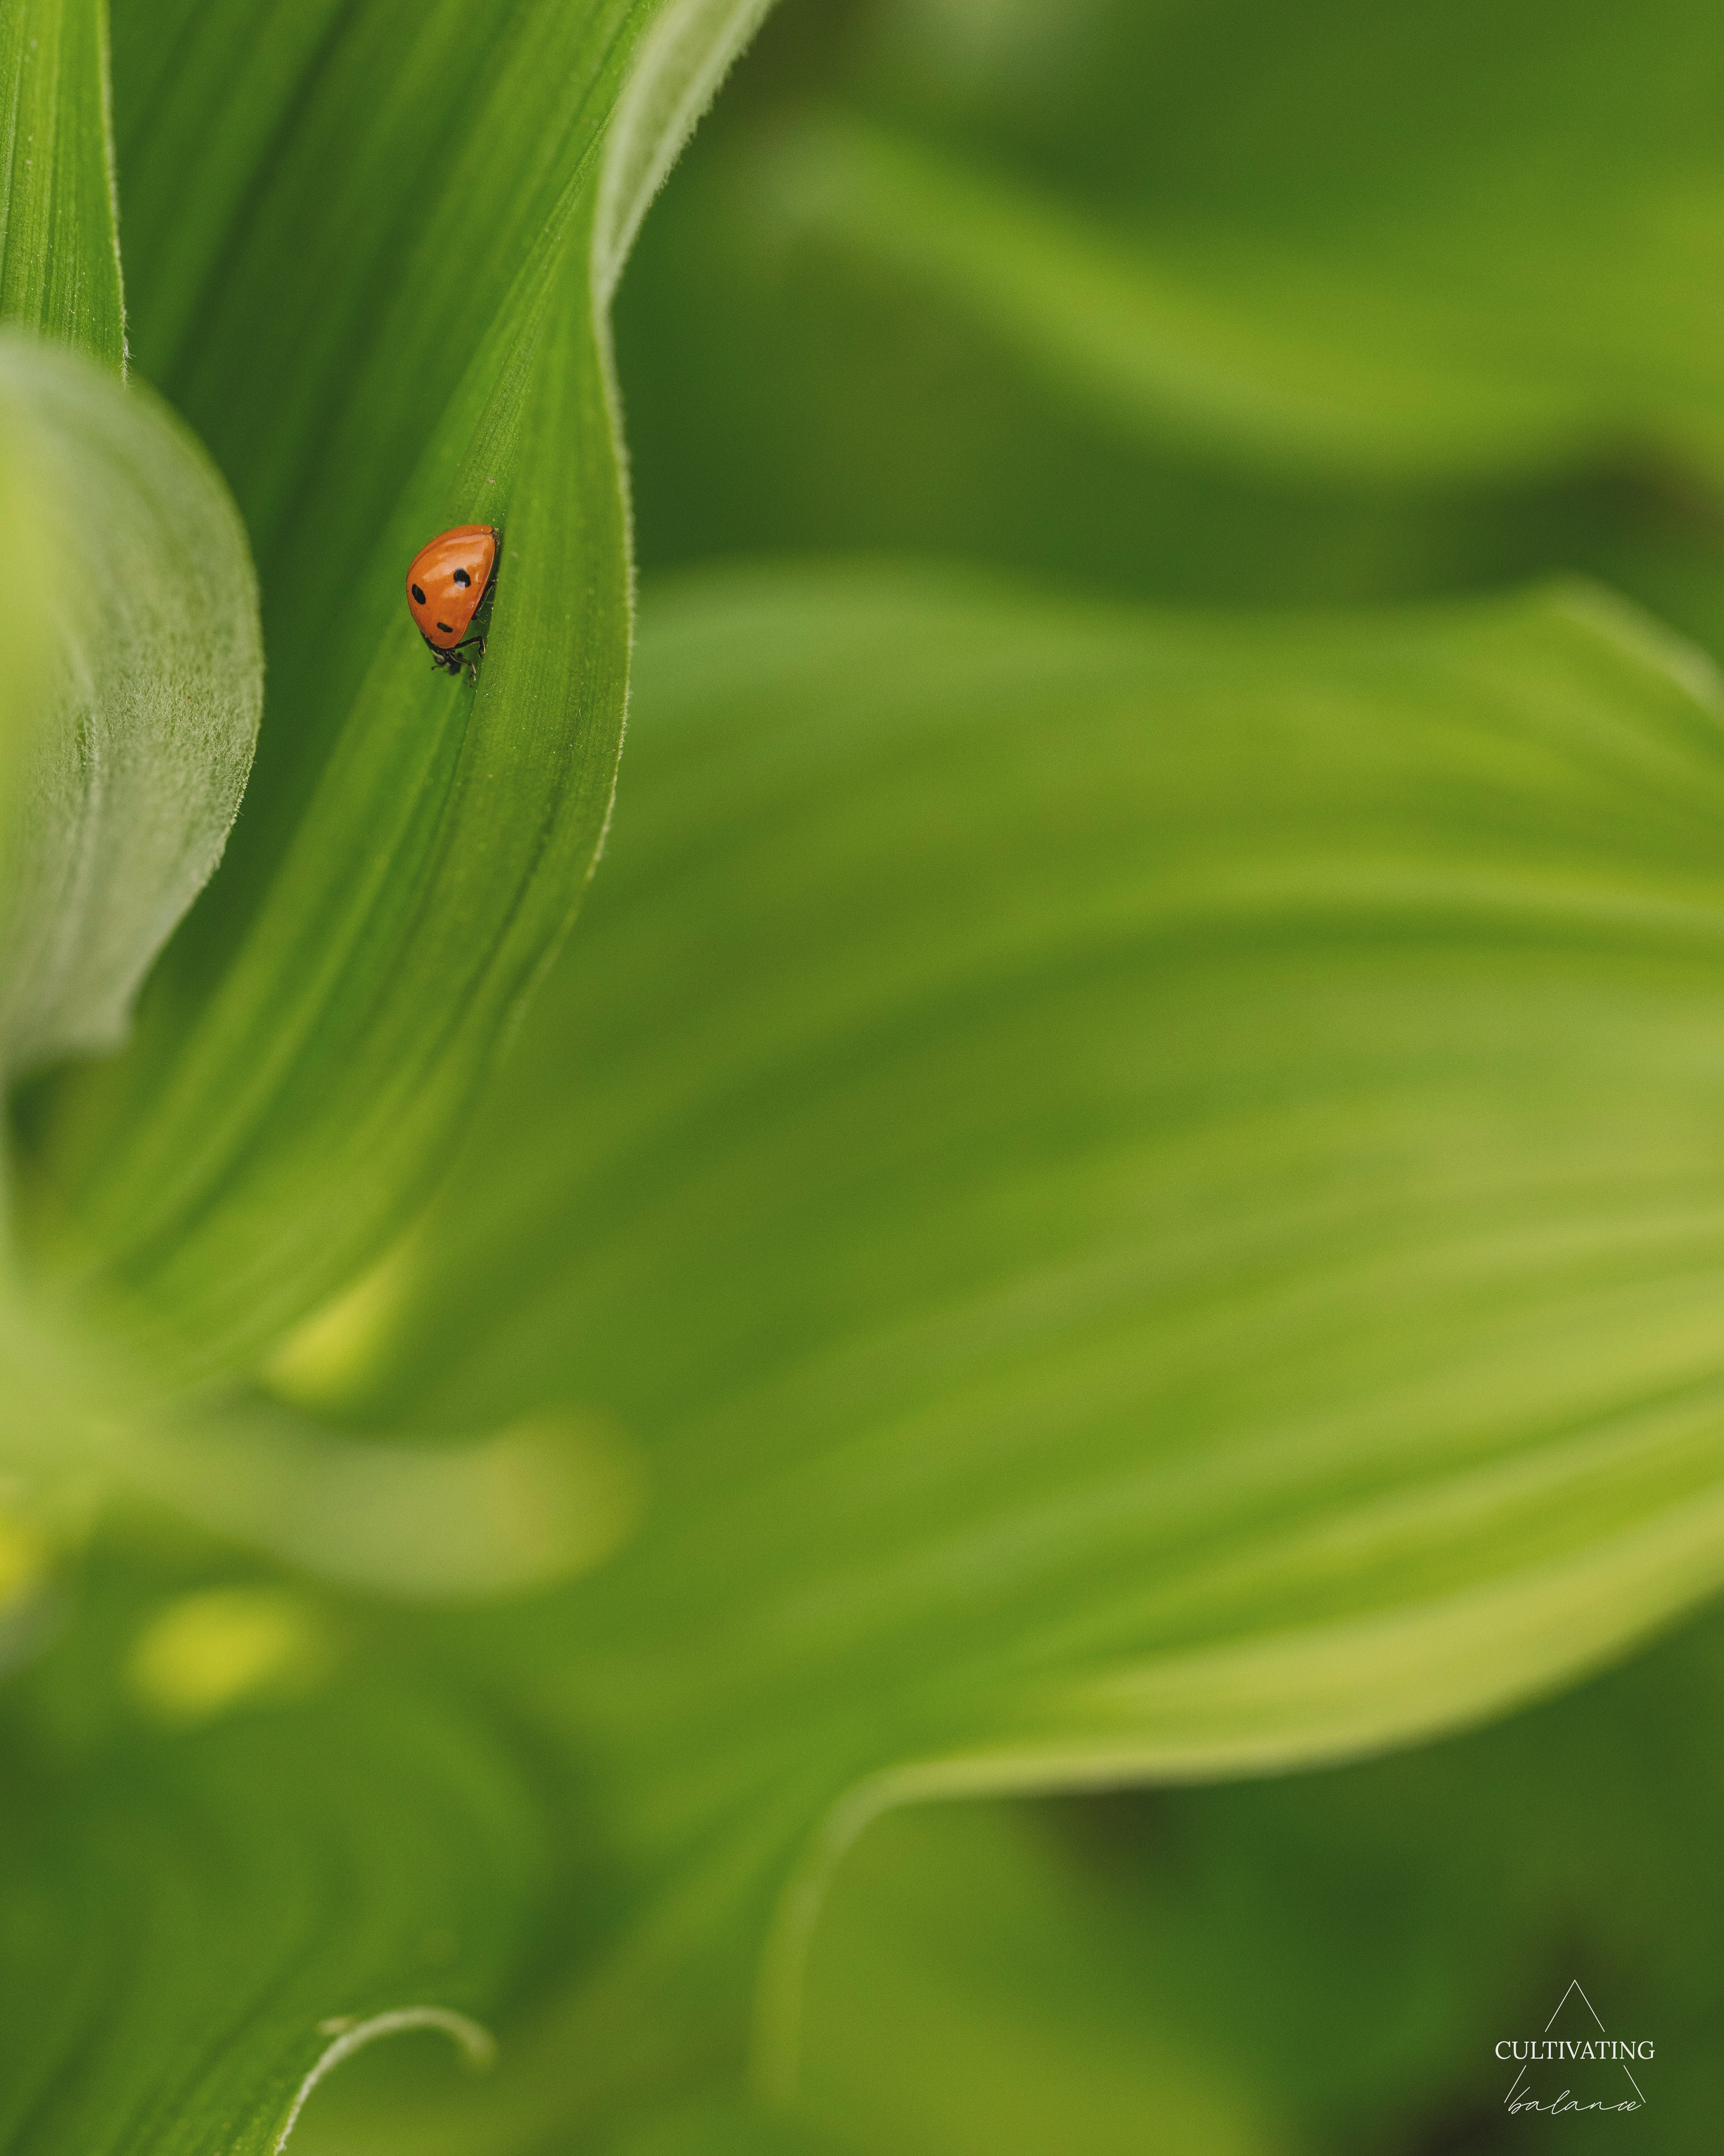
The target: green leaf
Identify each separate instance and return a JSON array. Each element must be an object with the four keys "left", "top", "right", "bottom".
[
  {"left": 794, "top": 1800, "right": 1280, "bottom": 2156},
  {"left": 296, "top": 563, "right": 1724, "bottom": 2080},
  {"left": 0, "top": 0, "right": 124, "bottom": 369},
  {"left": 23, "top": 0, "right": 774, "bottom": 1379},
  {"left": 789, "top": 1600, "right": 1724, "bottom": 2149},
  {"left": 0, "top": 329, "right": 259, "bottom": 1082}
]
